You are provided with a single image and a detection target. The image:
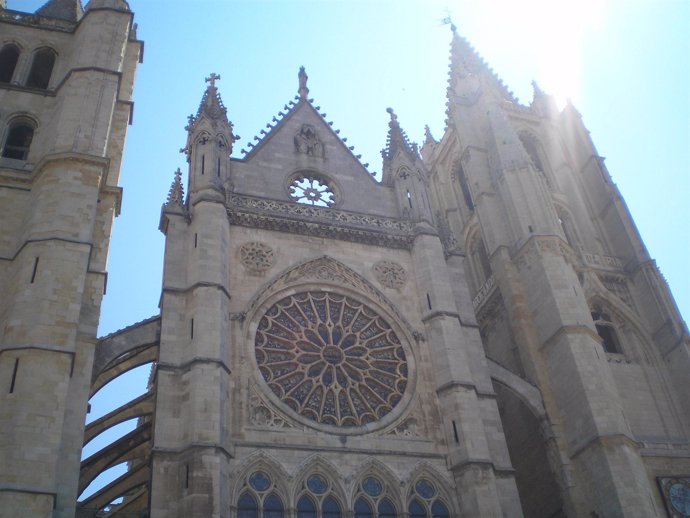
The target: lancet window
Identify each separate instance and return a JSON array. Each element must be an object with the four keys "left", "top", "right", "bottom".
[
  {"left": 296, "top": 474, "right": 343, "bottom": 518},
  {"left": 0, "top": 44, "right": 20, "bottom": 83},
  {"left": 26, "top": 47, "right": 56, "bottom": 89},
  {"left": 2, "top": 119, "right": 35, "bottom": 160},
  {"left": 591, "top": 308, "right": 622, "bottom": 354},
  {"left": 407, "top": 479, "right": 451, "bottom": 518},
  {"left": 353, "top": 476, "right": 398, "bottom": 518},
  {"left": 236, "top": 471, "right": 286, "bottom": 518}
]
